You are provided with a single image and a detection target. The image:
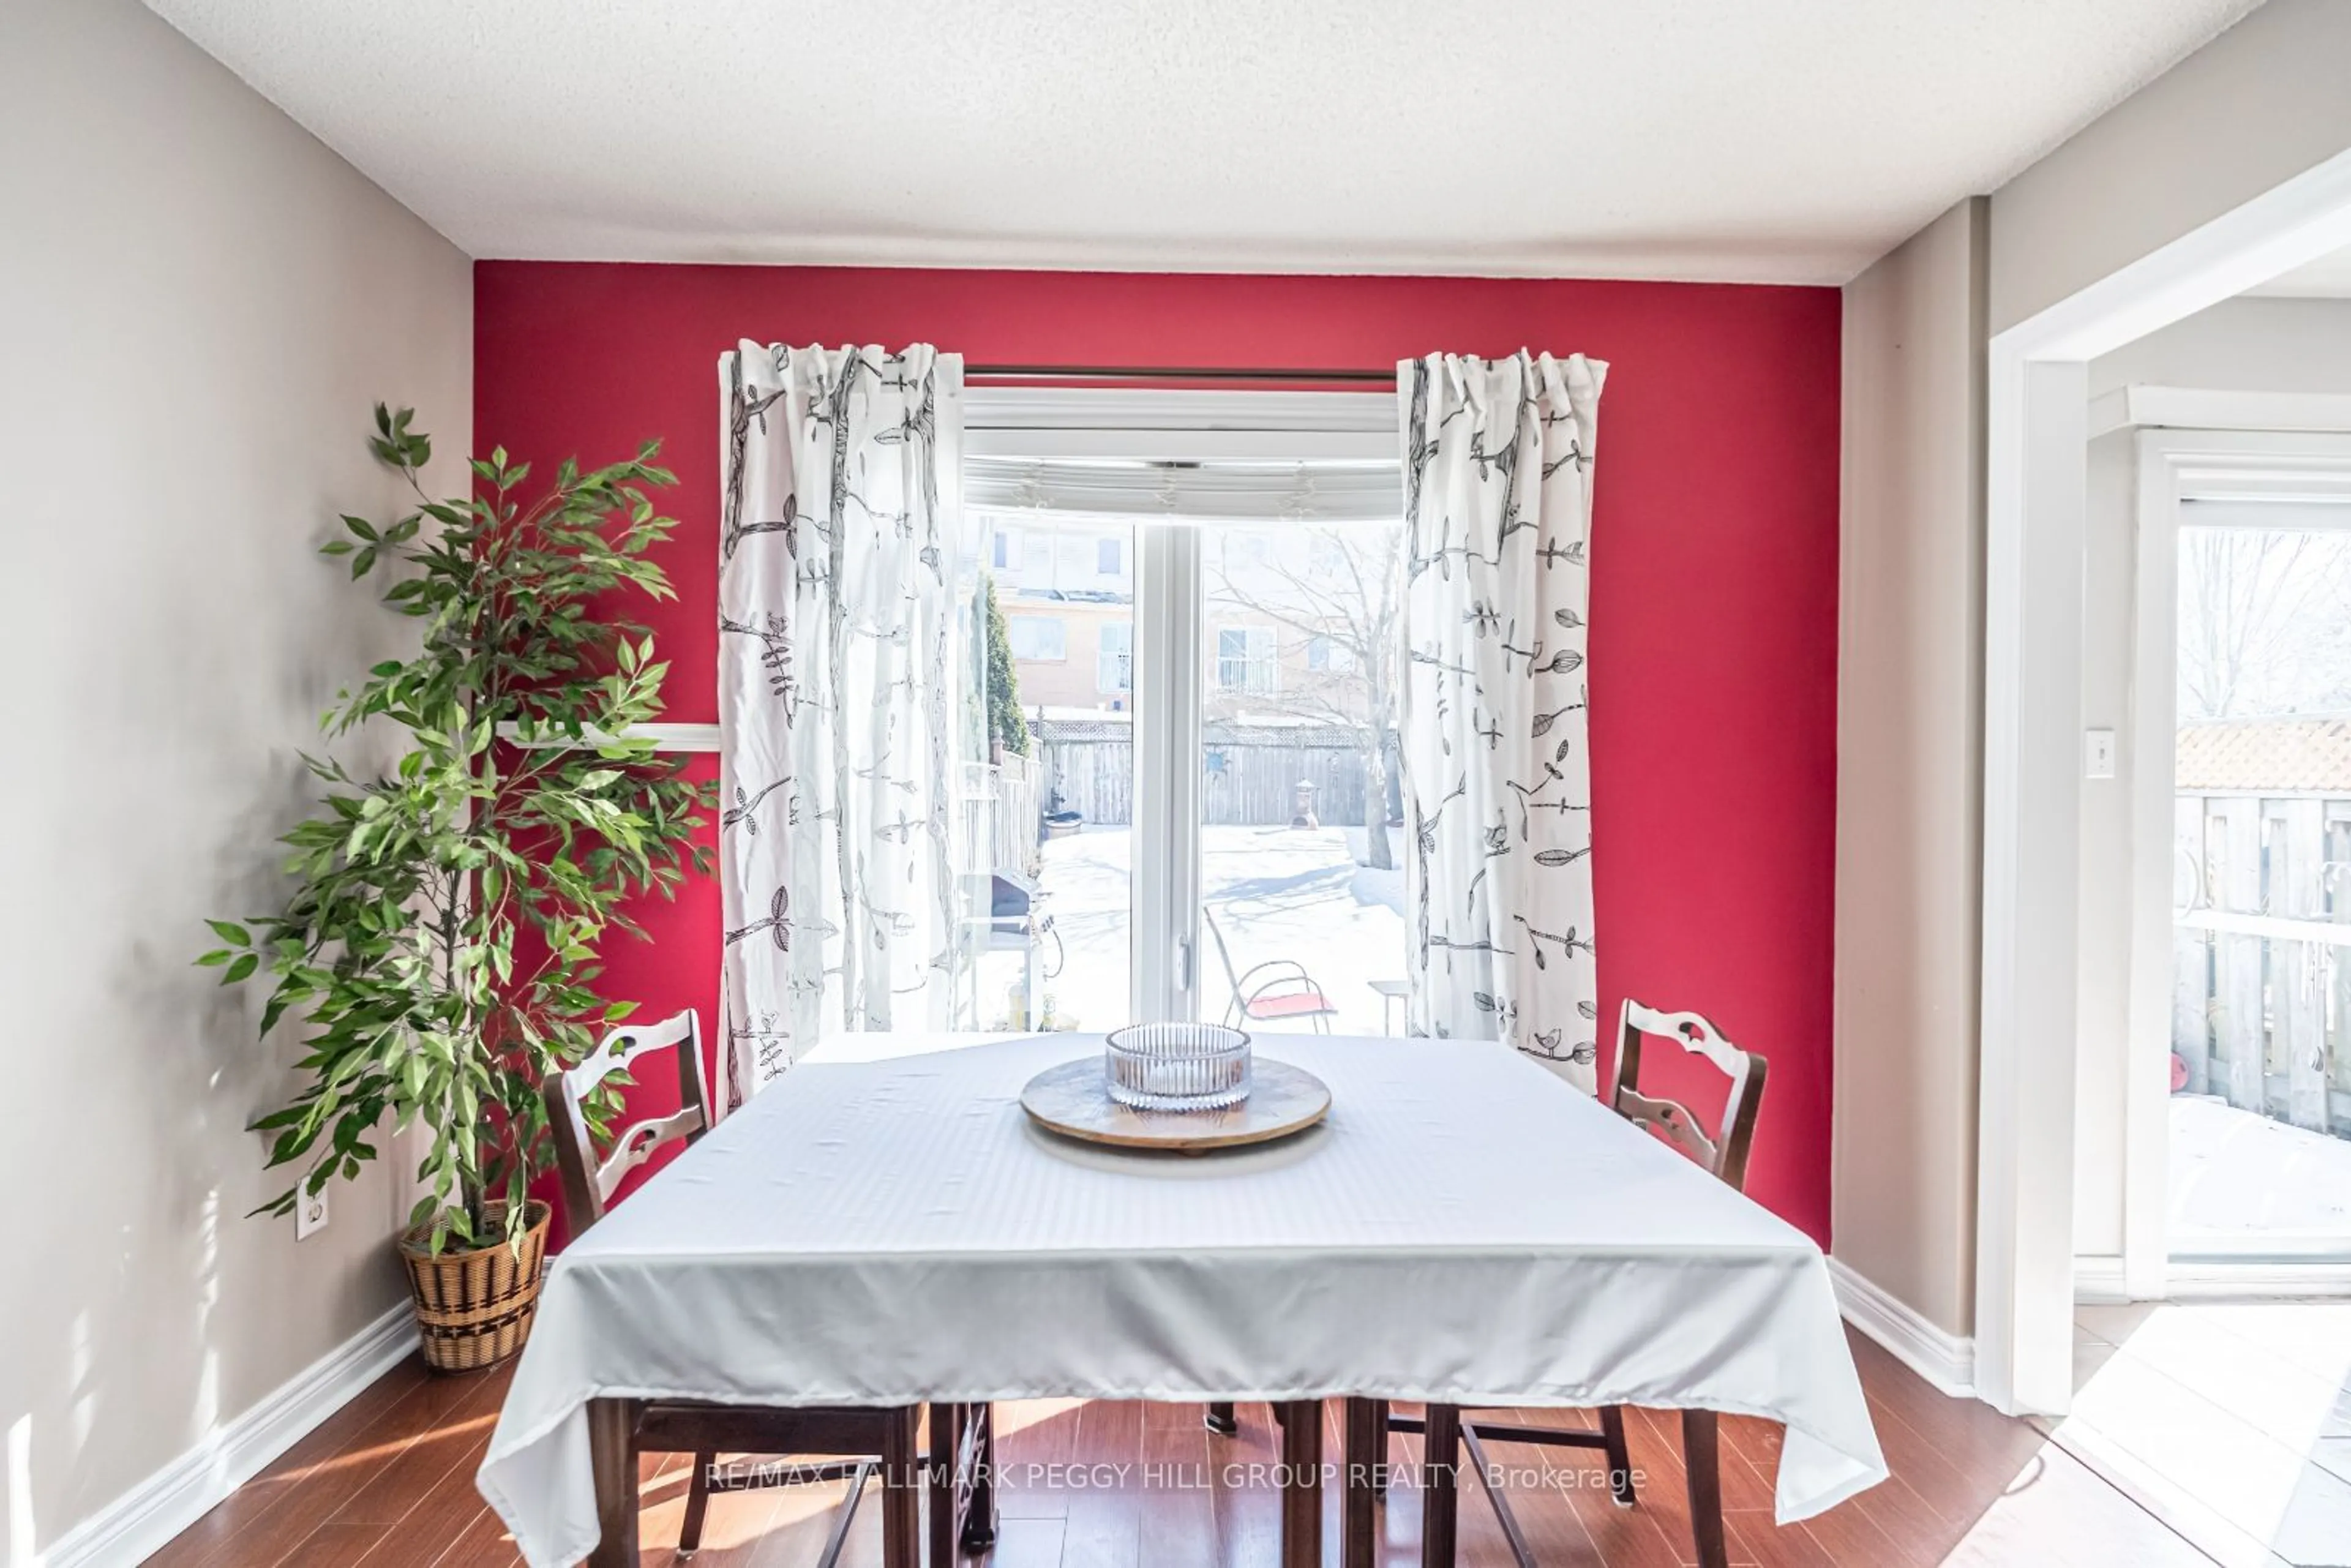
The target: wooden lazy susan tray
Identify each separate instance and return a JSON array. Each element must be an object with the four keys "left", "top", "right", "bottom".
[{"left": 1018, "top": 1057, "right": 1332, "bottom": 1153}]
